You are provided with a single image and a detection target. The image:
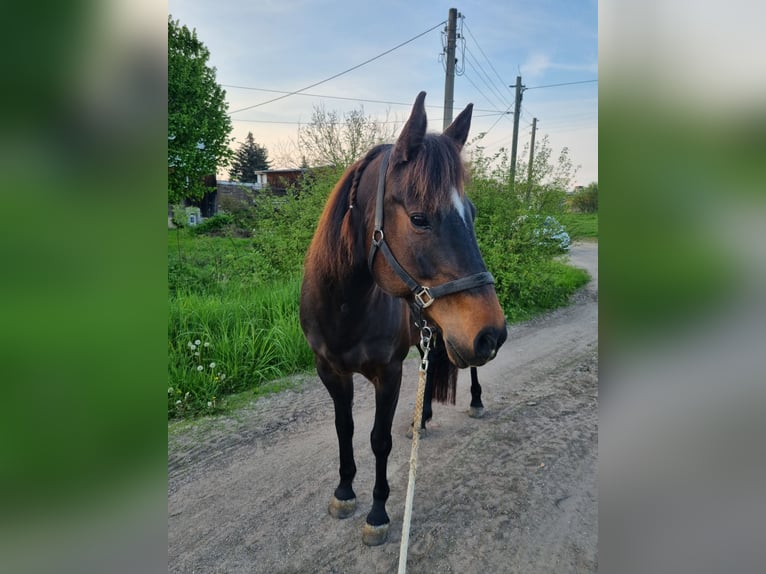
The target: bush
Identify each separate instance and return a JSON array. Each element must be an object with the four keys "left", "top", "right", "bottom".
[
  {"left": 510, "top": 214, "right": 571, "bottom": 254},
  {"left": 571, "top": 182, "right": 598, "bottom": 213},
  {"left": 467, "top": 144, "right": 590, "bottom": 319},
  {"left": 189, "top": 213, "right": 234, "bottom": 236}
]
